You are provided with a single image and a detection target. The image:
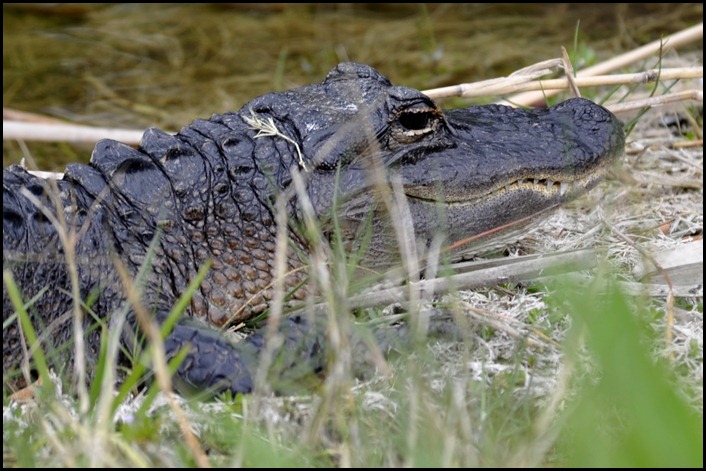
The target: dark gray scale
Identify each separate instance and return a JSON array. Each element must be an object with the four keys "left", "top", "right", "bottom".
[
  {"left": 86, "top": 138, "right": 173, "bottom": 245},
  {"left": 193, "top": 114, "right": 260, "bottom": 221},
  {"left": 3, "top": 167, "right": 58, "bottom": 253},
  {"left": 63, "top": 162, "right": 122, "bottom": 257},
  {"left": 136, "top": 128, "right": 207, "bottom": 230},
  {"left": 64, "top": 161, "right": 107, "bottom": 199},
  {"left": 176, "top": 119, "right": 240, "bottom": 224}
]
